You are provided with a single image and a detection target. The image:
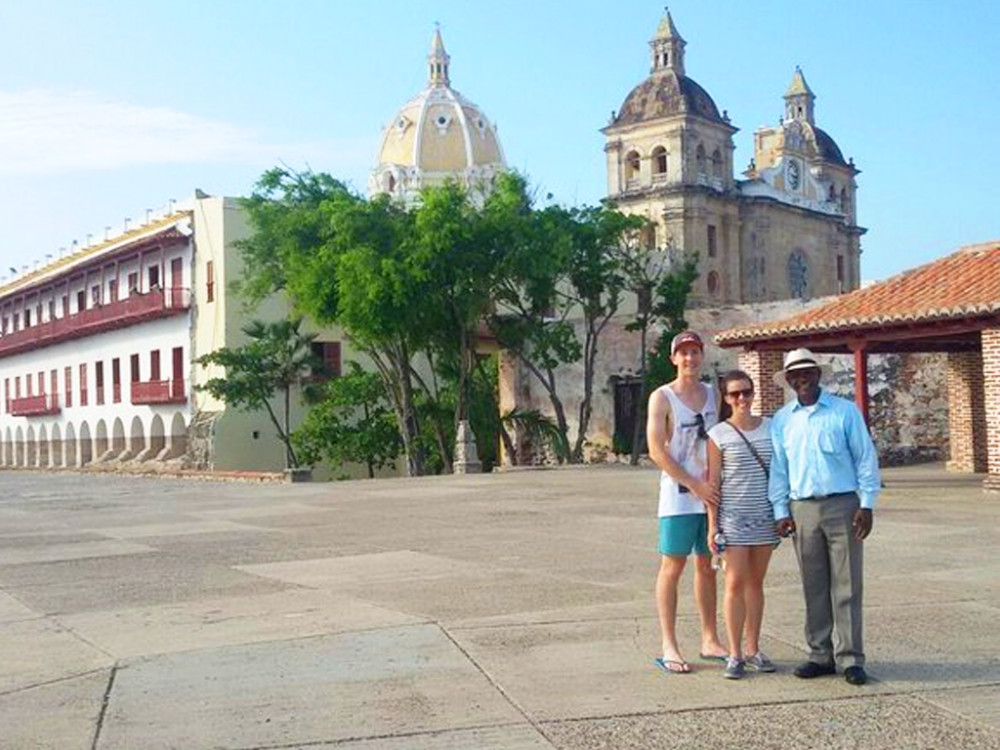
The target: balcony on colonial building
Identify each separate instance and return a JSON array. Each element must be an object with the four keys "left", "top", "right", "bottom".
[
  {"left": 9, "top": 394, "right": 61, "bottom": 417},
  {"left": 0, "top": 287, "right": 190, "bottom": 359},
  {"left": 131, "top": 379, "right": 187, "bottom": 405}
]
